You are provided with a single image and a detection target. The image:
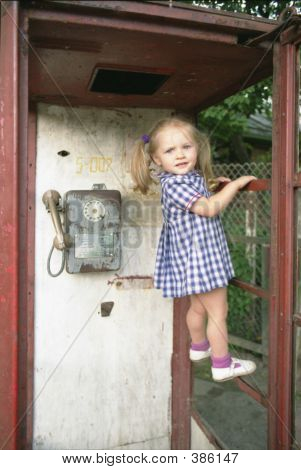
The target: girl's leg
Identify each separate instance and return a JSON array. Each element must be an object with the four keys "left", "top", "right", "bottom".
[
  {"left": 196, "top": 287, "right": 257, "bottom": 381},
  {"left": 187, "top": 294, "right": 208, "bottom": 344},
  {"left": 196, "top": 287, "right": 228, "bottom": 358}
]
